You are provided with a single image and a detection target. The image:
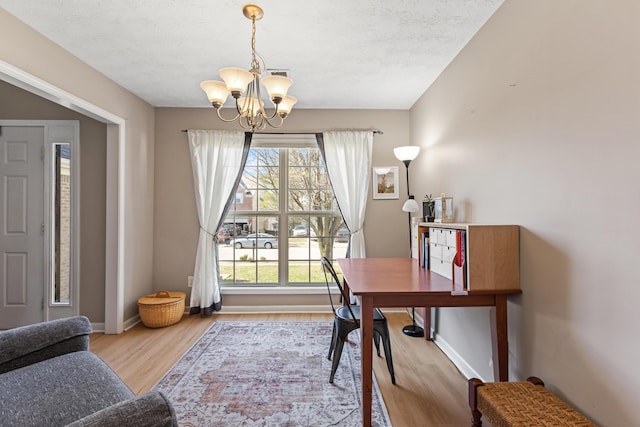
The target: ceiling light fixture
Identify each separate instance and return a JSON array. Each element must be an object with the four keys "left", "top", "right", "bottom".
[{"left": 199, "top": 4, "right": 297, "bottom": 131}]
